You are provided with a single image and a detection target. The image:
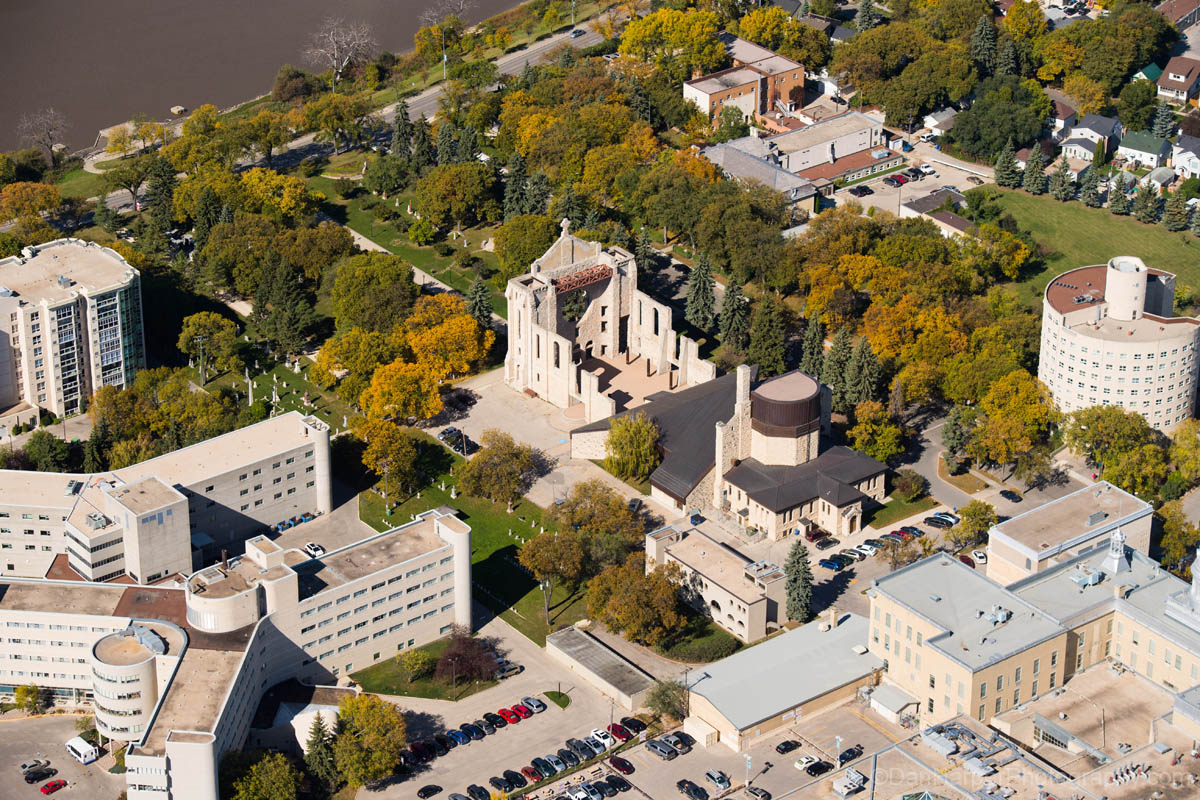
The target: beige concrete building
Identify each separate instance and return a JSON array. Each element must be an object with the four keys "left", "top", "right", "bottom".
[
  {"left": 985, "top": 481, "right": 1152, "bottom": 584},
  {"left": 646, "top": 523, "right": 786, "bottom": 642},
  {"left": 0, "top": 507, "right": 472, "bottom": 800},
  {"left": 0, "top": 238, "right": 146, "bottom": 424},
  {"left": 505, "top": 220, "right": 714, "bottom": 423},
  {"left": 0, "top": 411, "right": 331, "bottom": 583},
  {"left": 764, "top": 111, "right": 903, "bottom": 183},
  {"left": 1039, "top": 257, "right": 1200, "bottom": 432}
]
